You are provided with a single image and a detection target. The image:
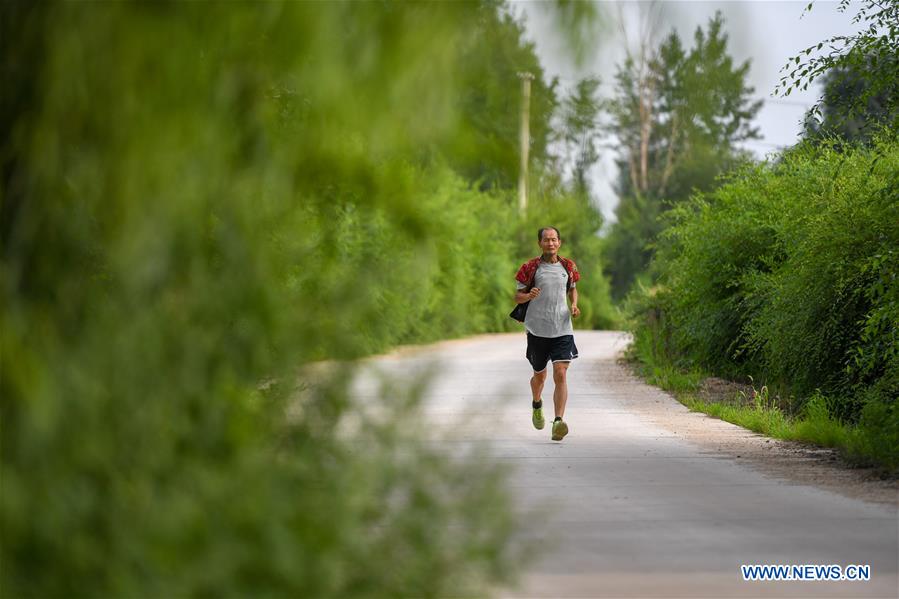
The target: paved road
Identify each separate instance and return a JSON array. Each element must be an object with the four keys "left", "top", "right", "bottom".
[{"left": 356, "top": 331, "right": 898, "bottom": 598}]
